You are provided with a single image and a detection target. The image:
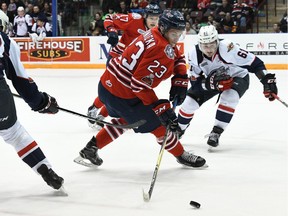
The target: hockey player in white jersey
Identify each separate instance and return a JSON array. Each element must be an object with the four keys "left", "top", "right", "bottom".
[
  {"left": 0, "top": 10, "right": 65, "bottom": 193},
  {"left": 178, "top": 25, "right": 278, "bottom": 148}
]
